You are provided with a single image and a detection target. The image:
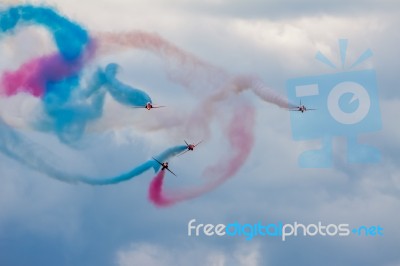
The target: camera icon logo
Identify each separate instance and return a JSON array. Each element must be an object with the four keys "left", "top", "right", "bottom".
[
  {"left": 328, "top": 81, "right": 370, "bottom": 125},
  {"left": 287, "top": 39, "right": 382, "bottom": 168}
]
